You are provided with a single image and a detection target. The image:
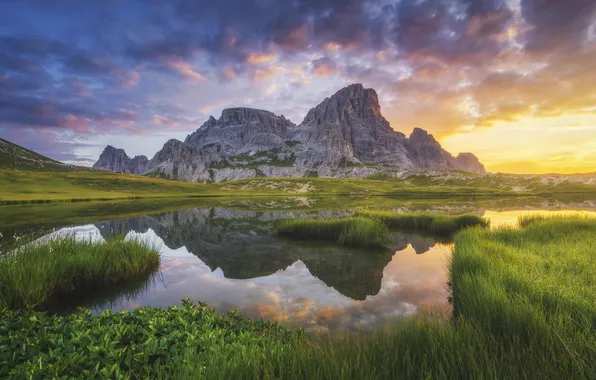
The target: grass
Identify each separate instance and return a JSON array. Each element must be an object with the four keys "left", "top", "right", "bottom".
[
  {"left": 274, "top": 217, "right": 390, "bottom": 248},
  {"left": 355, "top": 210, "right": 490, "bottom": 235},
  {"left": 0, "top": 169, "right": 216, "bottom": 202},
  {"left": 2, "top": 216, "right": 596, "bottom": 378},
  {"left": 0, "top": 170, "right": 541, "bottom": 204},
  {"left": 0, "top": 235, "right": 160, "bottom": 309}
]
